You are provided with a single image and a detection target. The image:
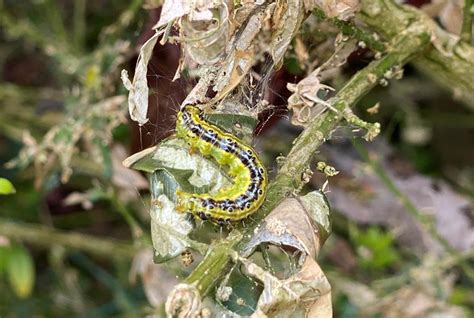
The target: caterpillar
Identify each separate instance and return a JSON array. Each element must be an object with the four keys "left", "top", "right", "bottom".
[{"left": 174, "top": 105, "right": 268, "bottom": 225}]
